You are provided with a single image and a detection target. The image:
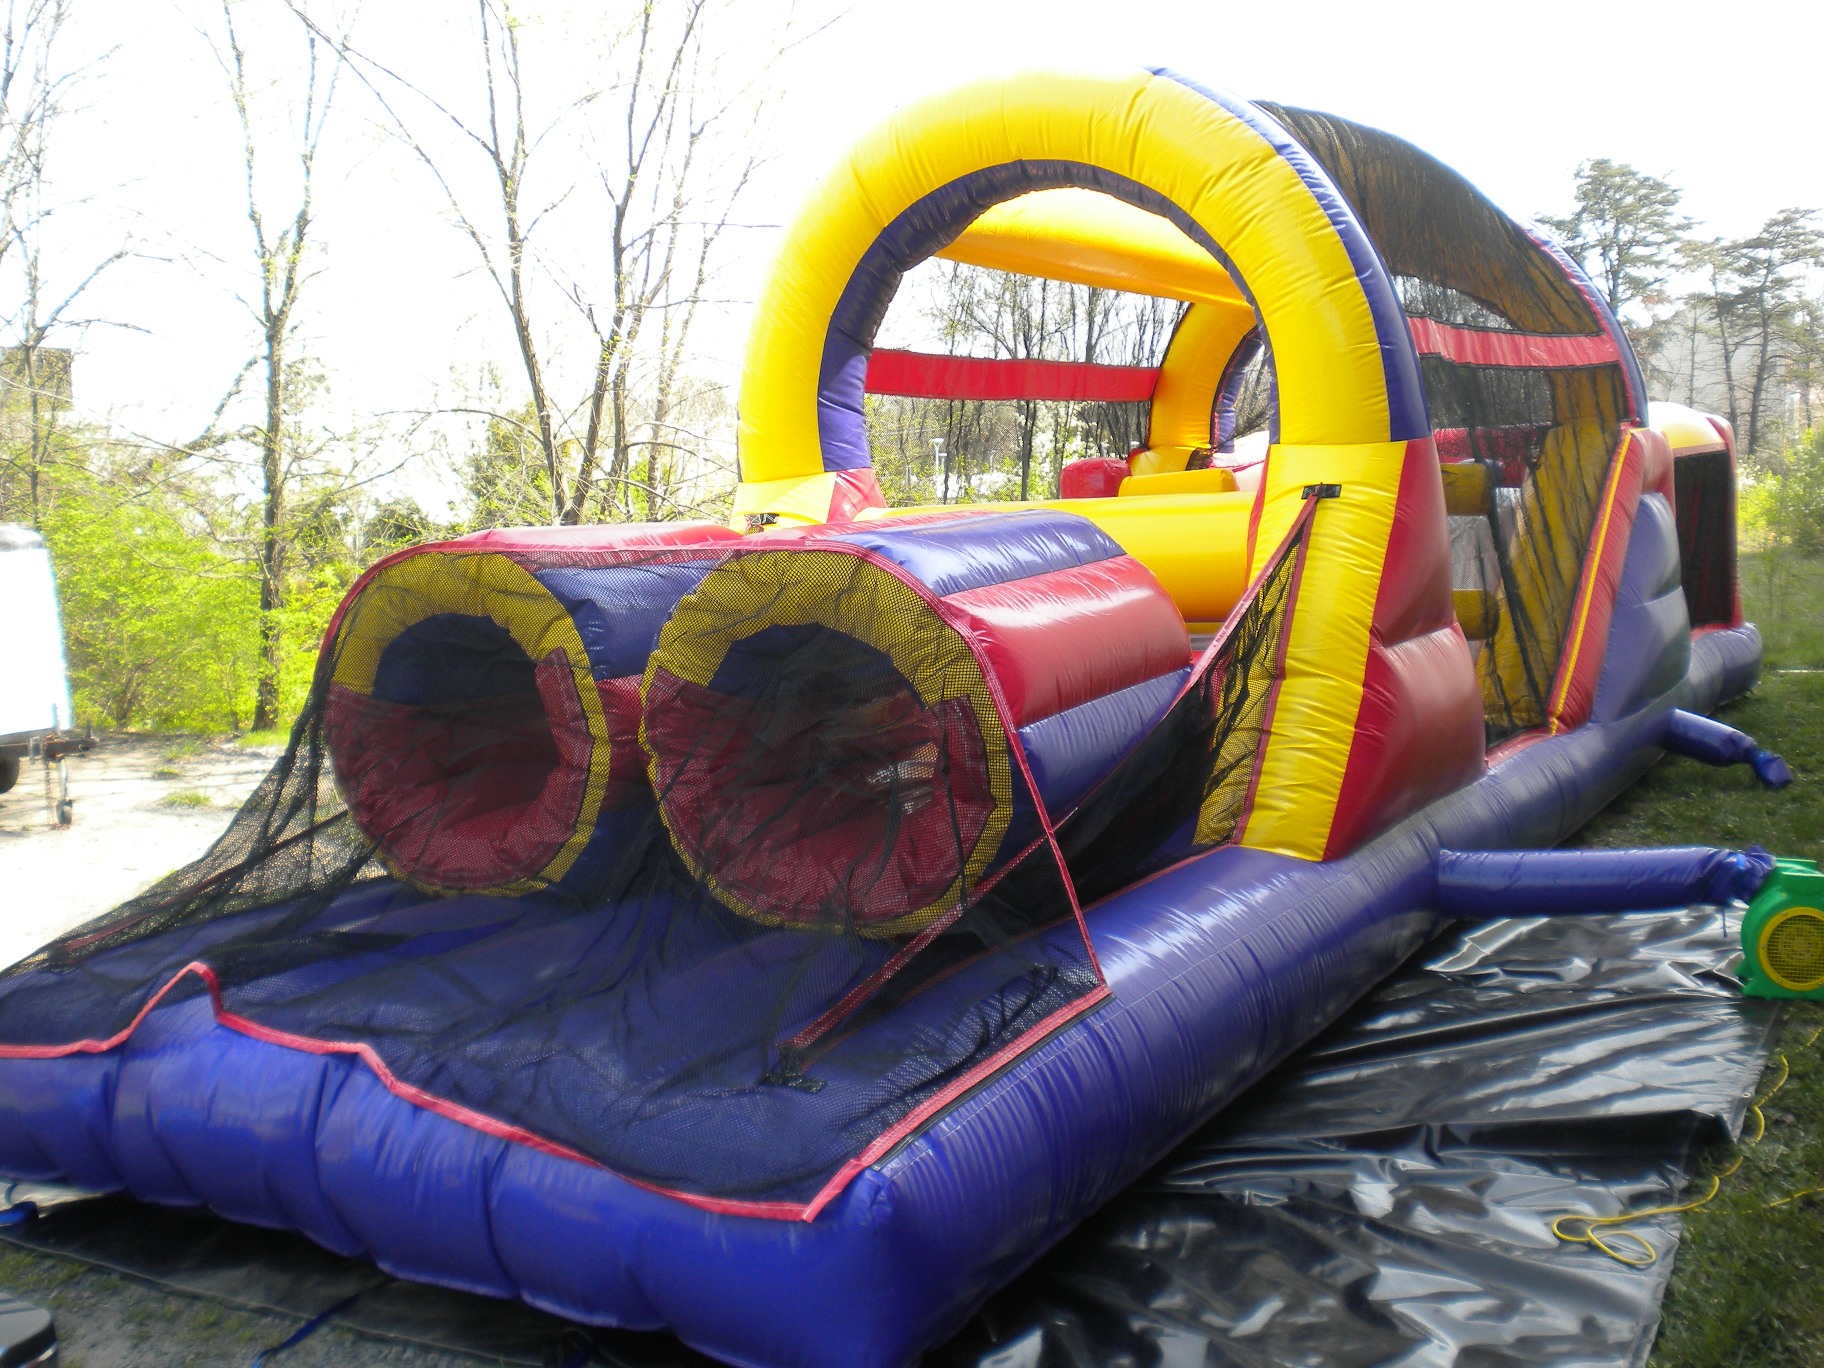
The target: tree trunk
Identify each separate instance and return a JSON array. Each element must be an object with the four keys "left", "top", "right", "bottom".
[
  {"left": 1713, "top": 293, "right": 1741, "bottom": 442},
  {"left": 25, "top": 342, "right": 42, "bottom": 528},
  {"left": 1018, "top": 399, "right": 1036, "bottom": 501},
  {"left": 1746, "top": 320, "right": 1773, "bottom": 456},
  {"left": 253, "top": 330, "right": 285, "bottom": 732},
  {"left": 1684, "top": 310, "right": 1699, "bottom": 409}
]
